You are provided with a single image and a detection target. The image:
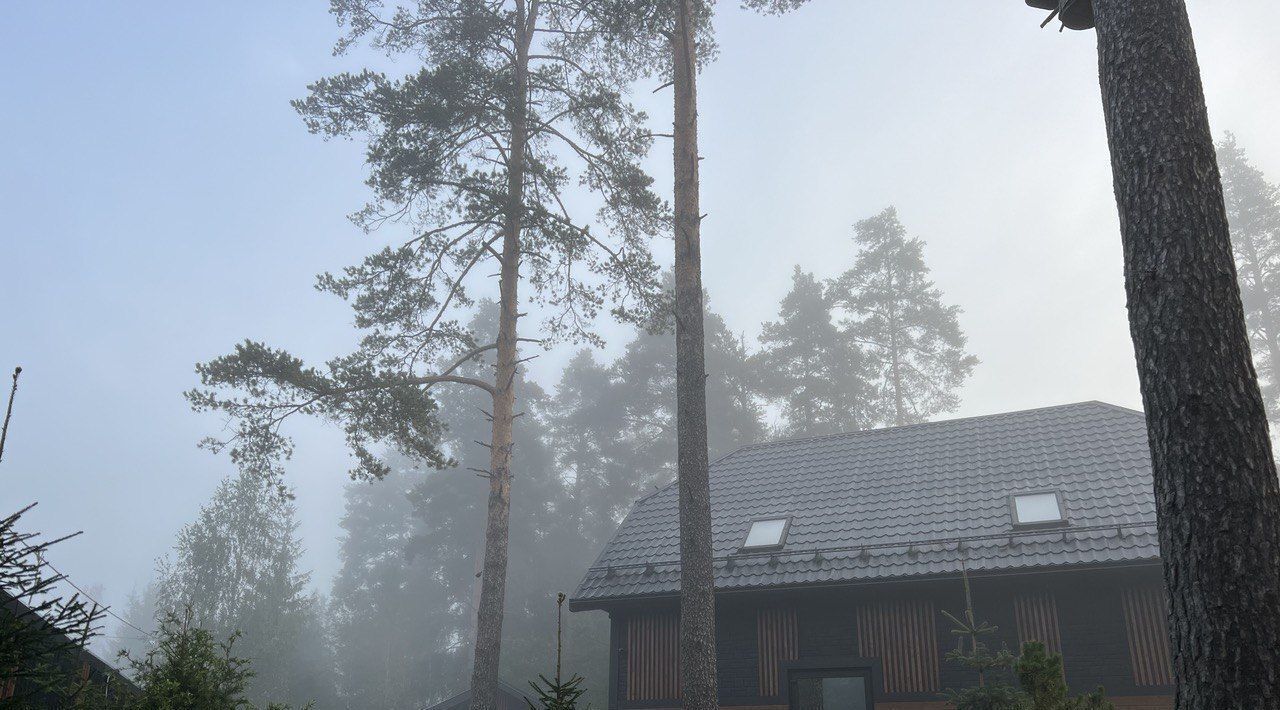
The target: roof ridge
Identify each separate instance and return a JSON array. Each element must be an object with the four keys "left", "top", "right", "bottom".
[{"left": 722, "top": 400, "right": 1139, "bottom": 456}]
